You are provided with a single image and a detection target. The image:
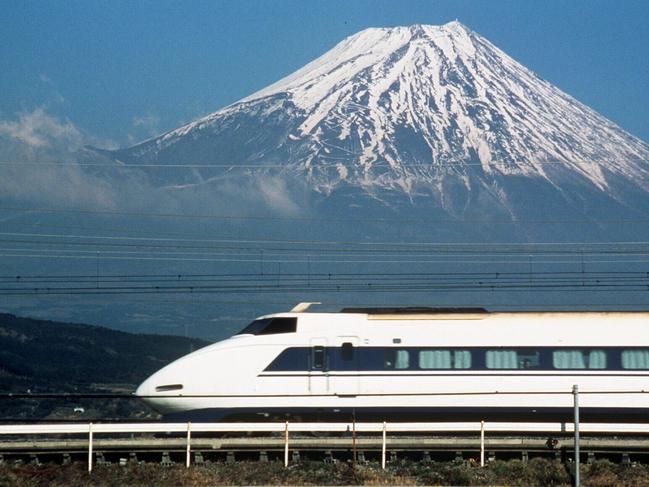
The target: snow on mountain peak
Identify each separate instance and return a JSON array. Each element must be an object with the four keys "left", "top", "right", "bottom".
[
  {"left": 115, "top": 21, "right": 649, "bottom": 212},
  {"left": 242, "top": 22, "right": 478, "bottom": 110}
]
